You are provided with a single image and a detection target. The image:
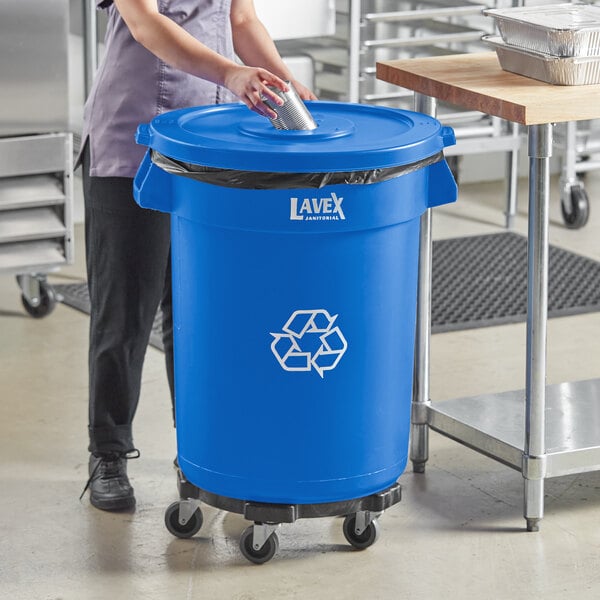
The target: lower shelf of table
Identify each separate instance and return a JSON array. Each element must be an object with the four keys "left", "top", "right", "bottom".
[{"left": 427, "top": 378, "right": 600, "bottom": 478}]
